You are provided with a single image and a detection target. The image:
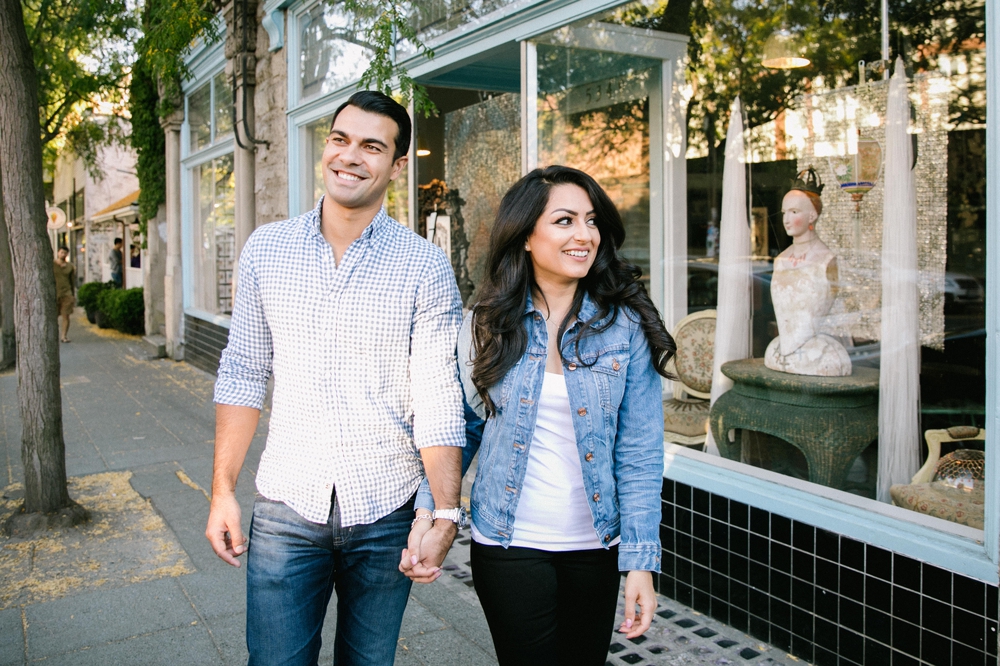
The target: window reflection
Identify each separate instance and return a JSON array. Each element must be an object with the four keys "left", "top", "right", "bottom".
[
  {"left": 188, "top": 83, "right": 212, "bottom": 153},
  {"left": 214, "top": 70, "right": 233, "bottom": 138}
]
